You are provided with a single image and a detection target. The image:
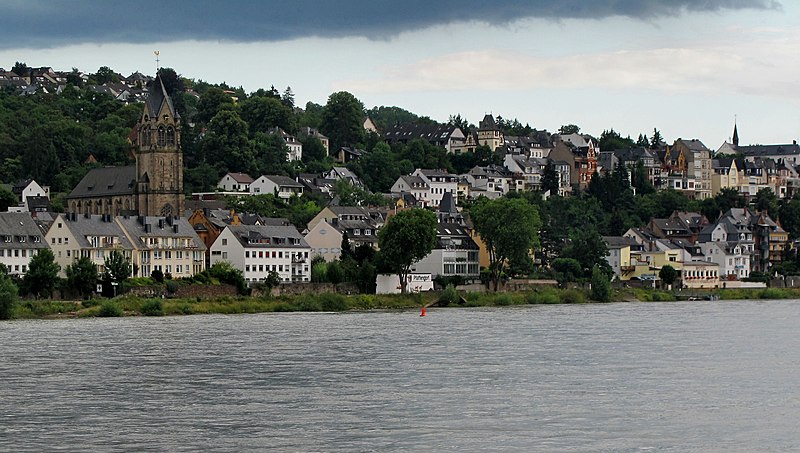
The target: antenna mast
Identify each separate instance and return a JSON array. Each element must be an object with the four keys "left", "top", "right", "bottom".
[{"left": 154, "top": 50, "right": 160, "bottom": 72}]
